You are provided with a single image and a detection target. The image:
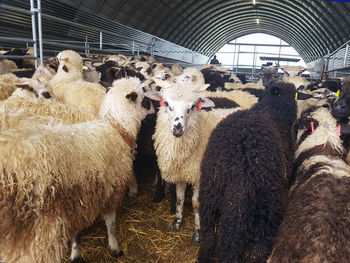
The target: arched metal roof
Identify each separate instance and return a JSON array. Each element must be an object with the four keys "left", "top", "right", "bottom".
[
  {"left": 2, "top": 0, "right": 350, "bottom": 64},
  {"left": 52, "top": 0, "right": 350, "bottom": 63}
]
